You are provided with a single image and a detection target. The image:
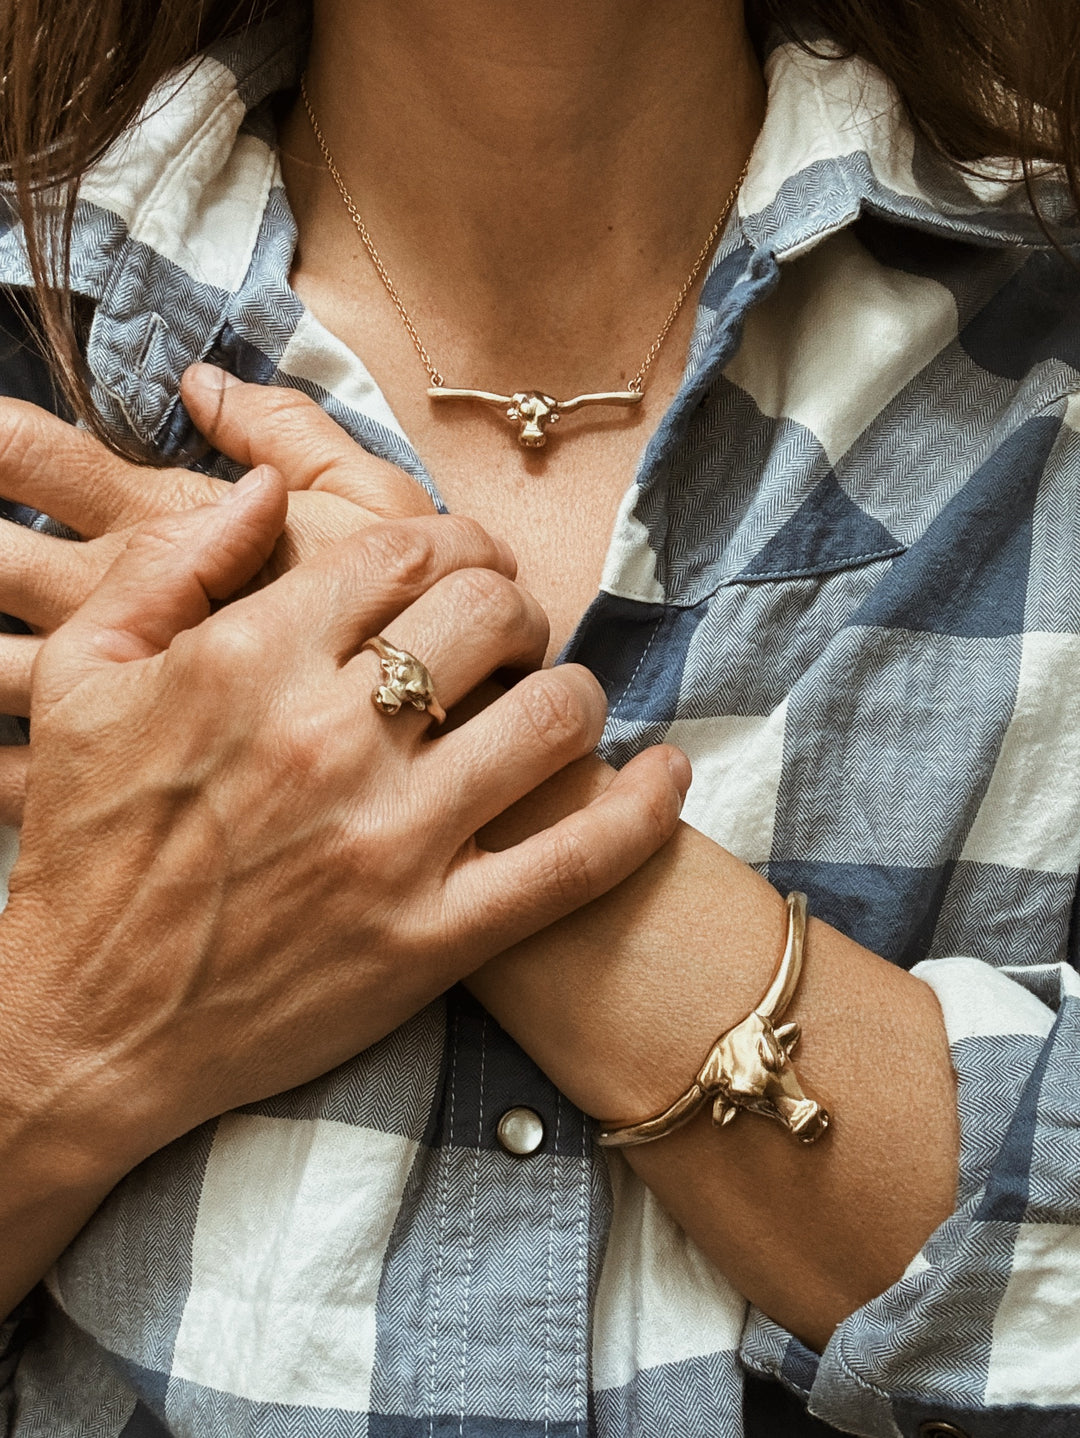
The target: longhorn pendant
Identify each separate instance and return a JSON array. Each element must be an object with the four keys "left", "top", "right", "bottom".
[{"left": 428, "top": 386, "right": 643, "bottom": 448}]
